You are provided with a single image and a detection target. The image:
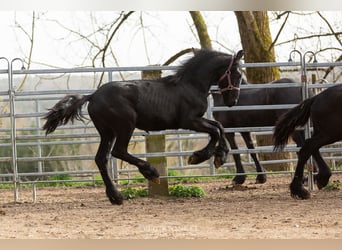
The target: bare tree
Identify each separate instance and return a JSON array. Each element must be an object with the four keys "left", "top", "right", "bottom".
[
  {"left": 271, "top": 11, "right": 342, "bottom": 81},
  {"left": 0, "top": 12, "right": 36, "bottom": 118}
]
